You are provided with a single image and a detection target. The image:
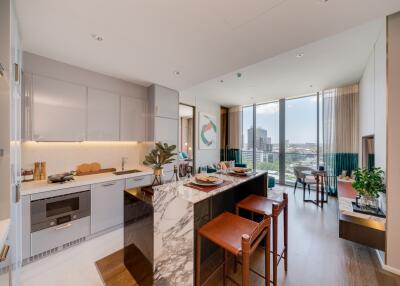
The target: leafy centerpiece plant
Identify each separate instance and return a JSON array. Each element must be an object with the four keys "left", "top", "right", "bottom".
[
  {"left": 143, "top": 142, "right": 177, "bottom": 185},
  {"left": 352, "top": 167, "right": 385, "bottom": 209}
]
